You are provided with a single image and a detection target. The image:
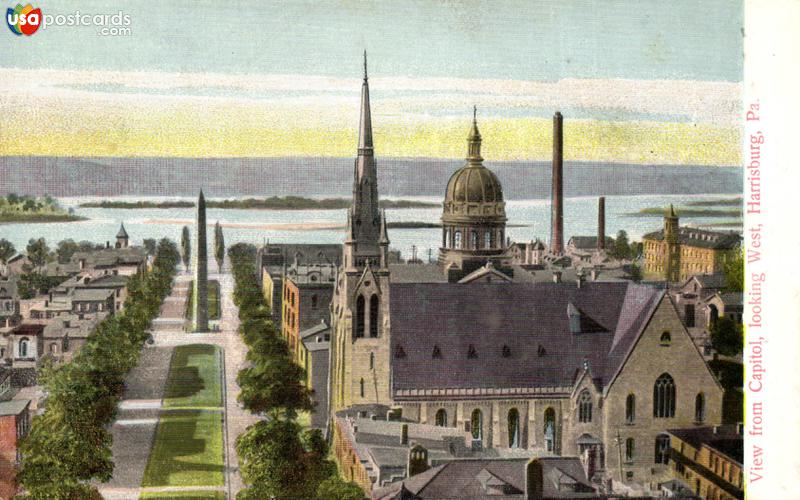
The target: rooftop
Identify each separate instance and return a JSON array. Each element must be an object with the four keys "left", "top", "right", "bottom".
[
  {"left": 644, "top": 227, "right": 741, "bottom": 250},
  {"left": 668, "top": 425, "right": 744, "bottom": 465},
  {"left": 0, "top": 398, "right": 30, "bottom": 417}
]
